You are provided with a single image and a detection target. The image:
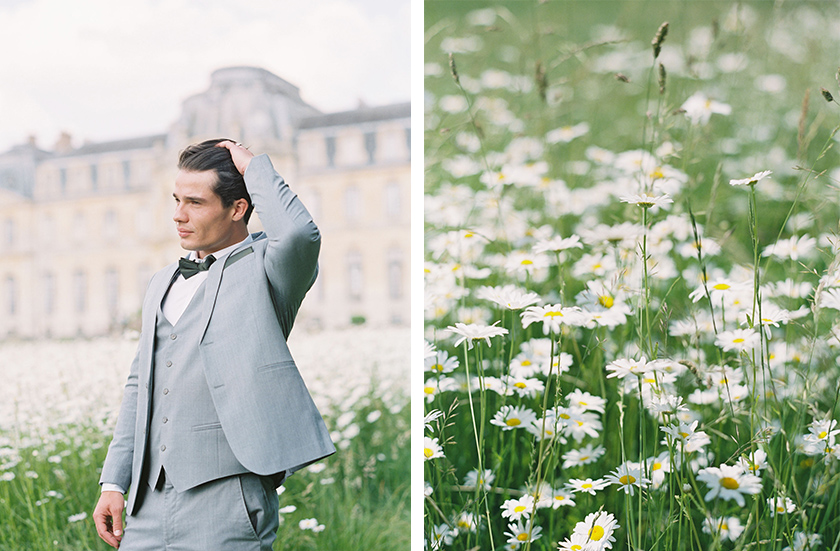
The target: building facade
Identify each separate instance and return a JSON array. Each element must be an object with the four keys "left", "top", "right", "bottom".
[{"left": 0, "top": 67, "right": 409, "bottom": 338}]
